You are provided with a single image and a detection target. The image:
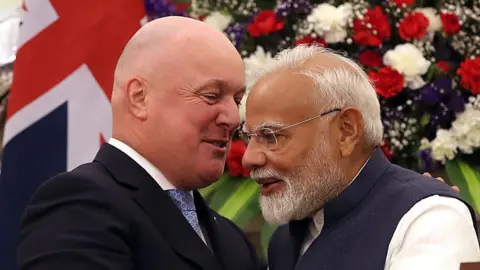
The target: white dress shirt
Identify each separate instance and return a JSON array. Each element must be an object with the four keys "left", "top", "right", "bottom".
[
  {"left": 108, "top": 138, "right": 207, "bottom": 244},
  {"left": 300, "top": 159, "right": 480, "bottom": 269}
]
